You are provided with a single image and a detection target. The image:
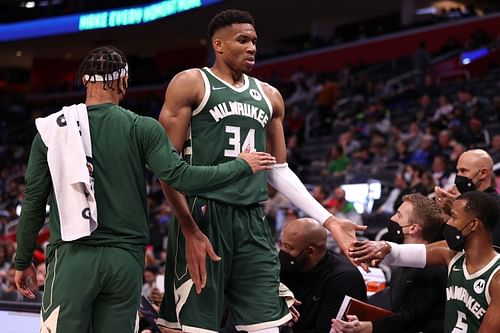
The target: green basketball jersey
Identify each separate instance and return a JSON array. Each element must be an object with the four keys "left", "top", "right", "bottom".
[
  {"left": 444, "top": 251, "right": 500, "bottom": 333},
  {"left": 184, "top": 67, "right": 272, "bottom": 205}
]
